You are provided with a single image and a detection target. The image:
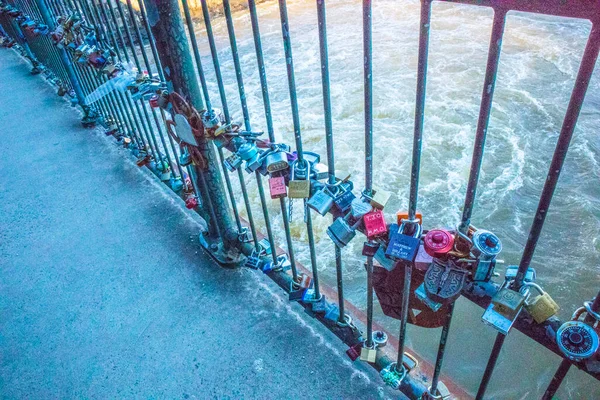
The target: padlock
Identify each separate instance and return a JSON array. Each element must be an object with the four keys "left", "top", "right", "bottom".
[
  {"left": 346, "top": 343, "right": 363, "bottom": 362},
  {"left": 423, "top": 260, "right": 467, "bottom": 304},
  {"left": 374, "top": 243, "right": 396, "bottom": 271},
  {"left": 332, "top": 185, "right": 356, "bottom": 213},
  {"left": 557, "top": 320, "right": 599, "bottom": 362},
  {"left": 179, "top": 150, "right": 192, "bottom": 166},
  {"left": 380, "top": 362, "right": 405, "bottom": 390},
  {"left": 415, "top": 282, "right": 443, "bottom": 312},
  {"left": 505, "top": 265, "right": 536, "bottom": 283},
  {"left": 307, "top": 187, "right": 334, "bottom": 216},
  {"left": 170, "top": 177, "right": 184, "bottom": 192},
  {"left": 423, "top": 229, "right": 454, "bottom": 258},
  {"left": 397, "top": 210, "right": 423, "bottom": 226},
  {"left": 367, "top": 187, "right": 391, "bottom": 210},
  {"left": 327, "top": 214, "right": 361, "bottom": 248},
  {"left": 311, "top": 162, "right": 328, "bottom": 180},
  {"left": 311, "top": 294, "right": 328, "bottom": 313},
  {"left": 297, "top": 273, "right": 312, "bottom": 290},
  {"left": 244, "top": 152, "right": 265, "bottom": 174},
  {"left": 268, "top": 176, "right": 287, "bottom": 199},
  {"left": 360, "top": 344, "right": 377, "bottom": 363},
  {"left": 237, "top": 142, "right": 259, "bottom": 161},
  {"left": 244, "top": 253, "right": 263, "bottom": 270},
  {"left": 265, "top": 149, "right": 289, "bottom": 173},
  {"left": 385, "top": 222, "right": 422, "bottom": 262},
  {"left": 223, "top": 153, "right": 243, "bottom": 172},
  {"left": 324, "top": 303, "right": 340, "bottom": 322},
  {"left": 258, "top": 238, "right": 272, "bottom": 256},
  {"left": 262, "top": 254, "right": 290, "bottom": 274},
  {"left": 289, "top": 287, "right": 307, "bottom": 302},
  {"left": 415, "top": 243, "right": 433, "bottom": 272},
  {"left": 481, "top": 285, "right": 526, "bottom": 335},
  {"left": 372, "top": 331, "right": 388, "bottom": 348},
  {"left": 362, "top": 241, "right": 380, "bottom": 257},
  {"left": 184, "top": 194, "right": 198, "bottom": 209},
  {"left": 519, "top": 282, "right": 559, "bottom": 323},
  {"left": 288, "top": 160, "right": 311, "bottom": 199},
  {"left": 471, "top": 230, "right": 502, "bottom": 282},
  {"left": 149, "top": 94, "right": 159, "bottom": 108},
  {"left": 363, "top": 209, "right": 388, "bottom": 240}
]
